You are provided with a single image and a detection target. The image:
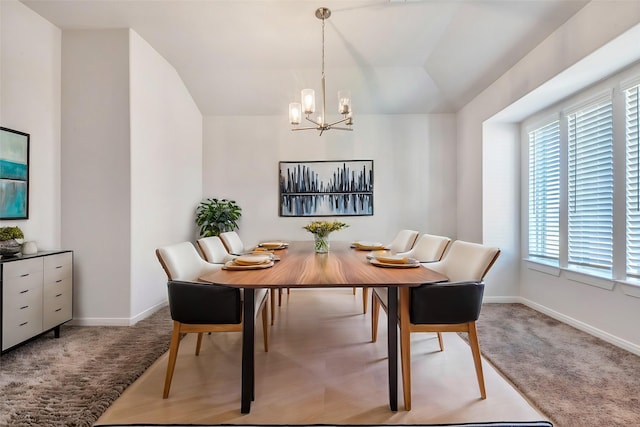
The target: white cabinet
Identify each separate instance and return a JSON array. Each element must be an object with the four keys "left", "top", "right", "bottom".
[{"left": 1, "top": 251, "right": 73, "bottom": 353}]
